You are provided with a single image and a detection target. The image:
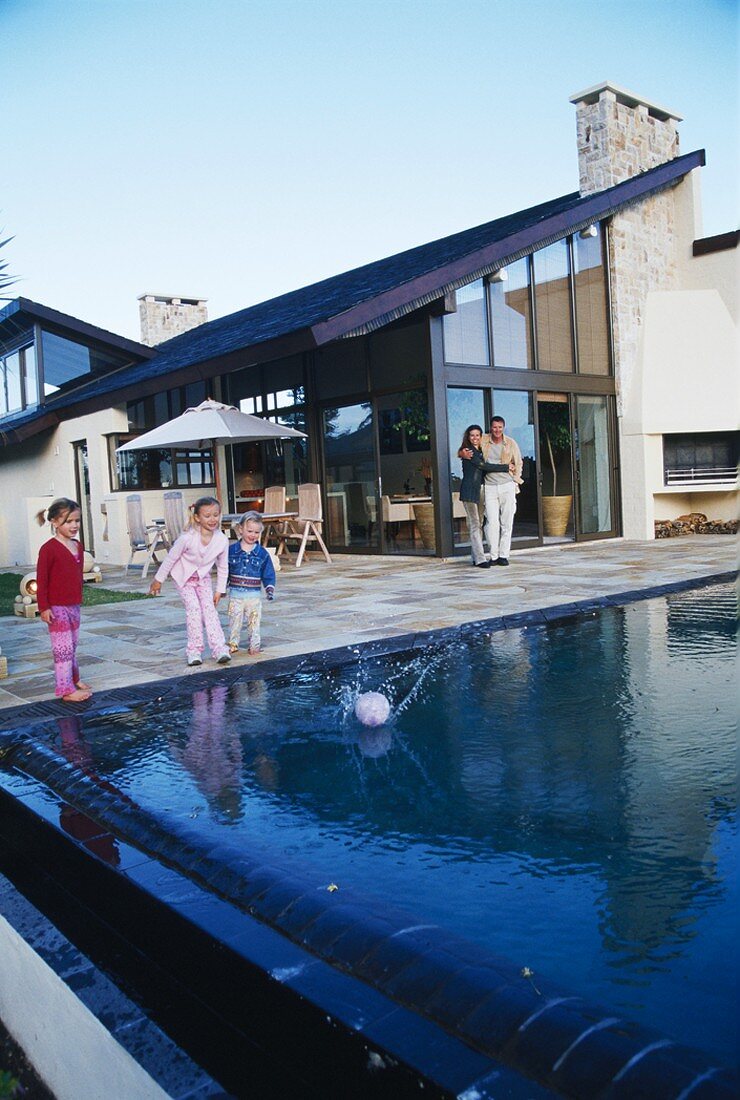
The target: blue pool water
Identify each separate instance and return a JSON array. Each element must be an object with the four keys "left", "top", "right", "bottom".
[{"left": 30, "top": 583, "right": 740, "bottom": 1066}]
